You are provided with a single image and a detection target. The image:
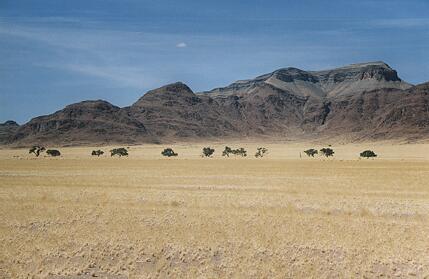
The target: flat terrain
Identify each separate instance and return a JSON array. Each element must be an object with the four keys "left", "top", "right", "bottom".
[{"left": 1, "top": 143, "right": 429, "bottom": 278}]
